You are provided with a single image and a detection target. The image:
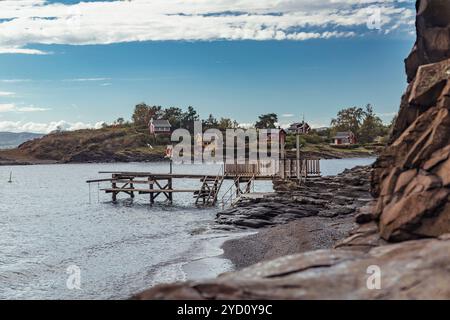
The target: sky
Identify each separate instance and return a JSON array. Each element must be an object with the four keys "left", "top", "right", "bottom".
[{"left": 0, "top": 0, "right": 416, "bottom": 133}]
